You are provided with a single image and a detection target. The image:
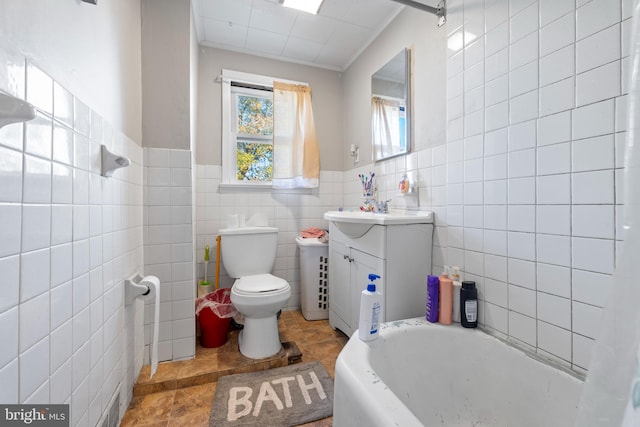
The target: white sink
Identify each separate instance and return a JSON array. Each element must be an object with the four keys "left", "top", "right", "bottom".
[{"left": 324, "top": 210, "right": 433, "bottom": 238}]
